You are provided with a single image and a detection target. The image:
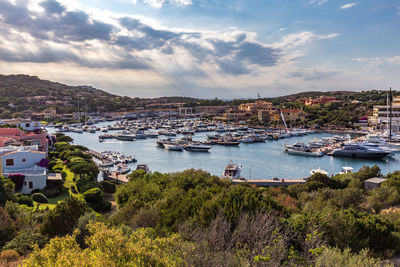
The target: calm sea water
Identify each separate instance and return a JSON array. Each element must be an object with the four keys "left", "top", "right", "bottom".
[{"left": 47, "top": 123, "right": 400, "bottom": 179}]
